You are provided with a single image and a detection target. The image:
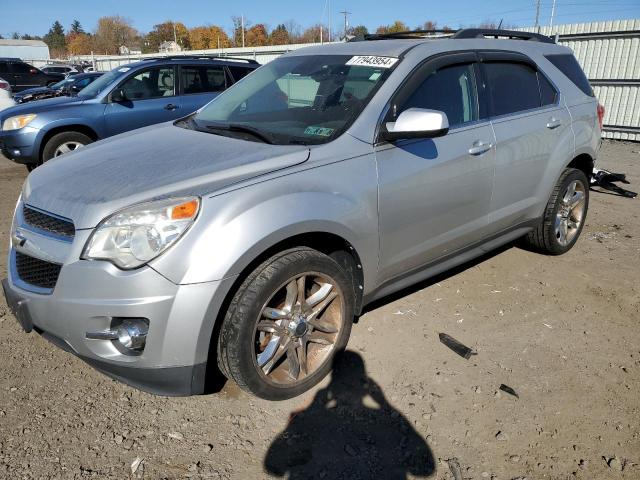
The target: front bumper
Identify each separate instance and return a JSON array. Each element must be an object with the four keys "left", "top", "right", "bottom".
[
  {"left": 2, "top": 251, "right": 236, "bottom": 396},
  {"left": 0, "top": 126, "right": 41, "bottom": 164}
]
